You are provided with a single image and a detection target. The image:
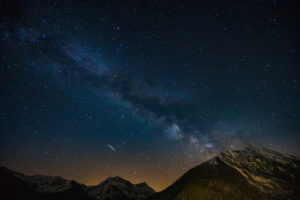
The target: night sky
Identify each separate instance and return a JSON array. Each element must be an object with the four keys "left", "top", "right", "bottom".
[{"left": 1, "top": 0, "right": 299, "bottom": 191}]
